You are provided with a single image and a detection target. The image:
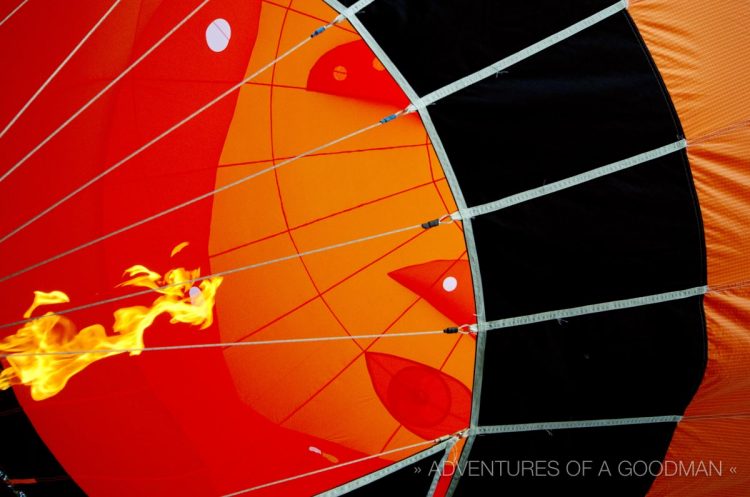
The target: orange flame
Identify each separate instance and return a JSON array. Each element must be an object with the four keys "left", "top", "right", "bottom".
[{"left": 0, "top": 248, "right": 222, "bottom": 401}]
